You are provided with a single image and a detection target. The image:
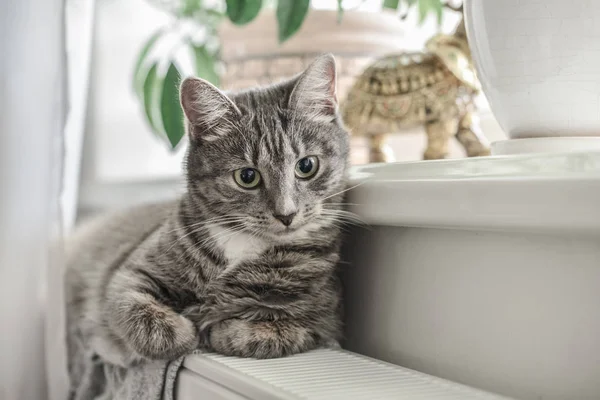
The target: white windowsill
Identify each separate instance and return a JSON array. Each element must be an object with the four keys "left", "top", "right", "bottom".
[{"left": 347, "top": 150, "right": 600, "bottom": 234}]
